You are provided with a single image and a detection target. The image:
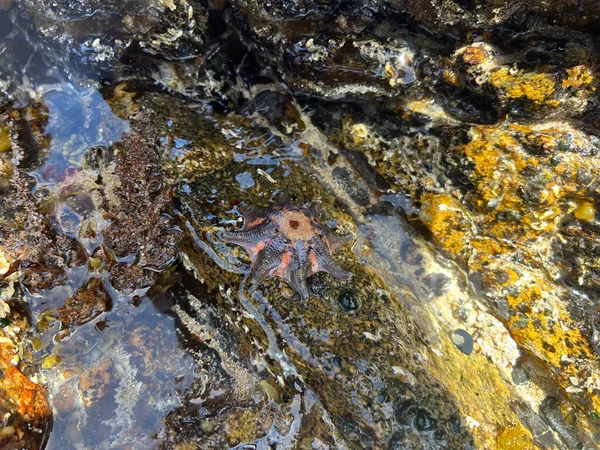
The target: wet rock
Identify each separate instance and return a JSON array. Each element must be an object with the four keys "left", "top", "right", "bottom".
[
  {"left": 159, "top": 285, "right": 296, "bottom": 449},
  {"left": 0, "top": 286, "right": 51, "bottom": 450},
  {"left": 4, "top": 1, "right": 600, "bottom": 447},
  {"left": 392, "top": 0, "right": 600, "bottom": 32},
  {"left": 539, "top": 396, "right": 596, "bottom": 449},
  {"left": 79, "top": 356, "right": 115, "bottom": 409},
  {"left": 156, "top": 93, "right": 476, "bottom": 448},
  {"left": 44, "top": 298, "right": 198, "bottom": 449},
  {"left": 57, "top": 278, "right": 111, "bottom": 327},
  {"left": 231, "top": 1, "right": 428, "bottom": 99},
  {"left": 93, "top": 85, "right": 563, "bottom": 448},
  {"left": 0, "top": 107, "right": 87, "bottom": 293},
  {"left": 17, "top": 0, "right": 211, "bottom": 75},
  {"left": 228, "top": 0, "right": 600, "bottom": 104},
  {"left": 325, "top": 28, "right": 600, "bottom": 441}
]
